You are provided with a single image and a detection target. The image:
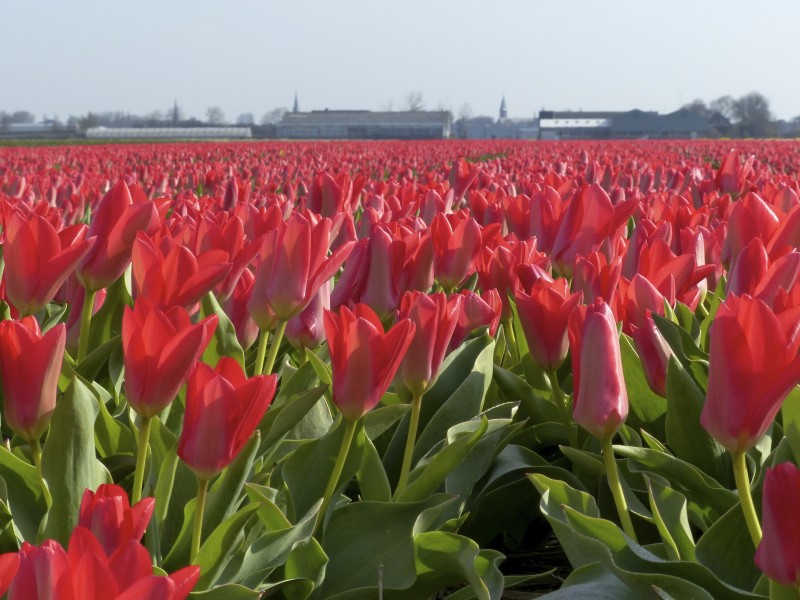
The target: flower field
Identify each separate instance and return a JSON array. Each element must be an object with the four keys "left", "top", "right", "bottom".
[{"left": 0, "top": 138, "right": 799, "bottom": 598}]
